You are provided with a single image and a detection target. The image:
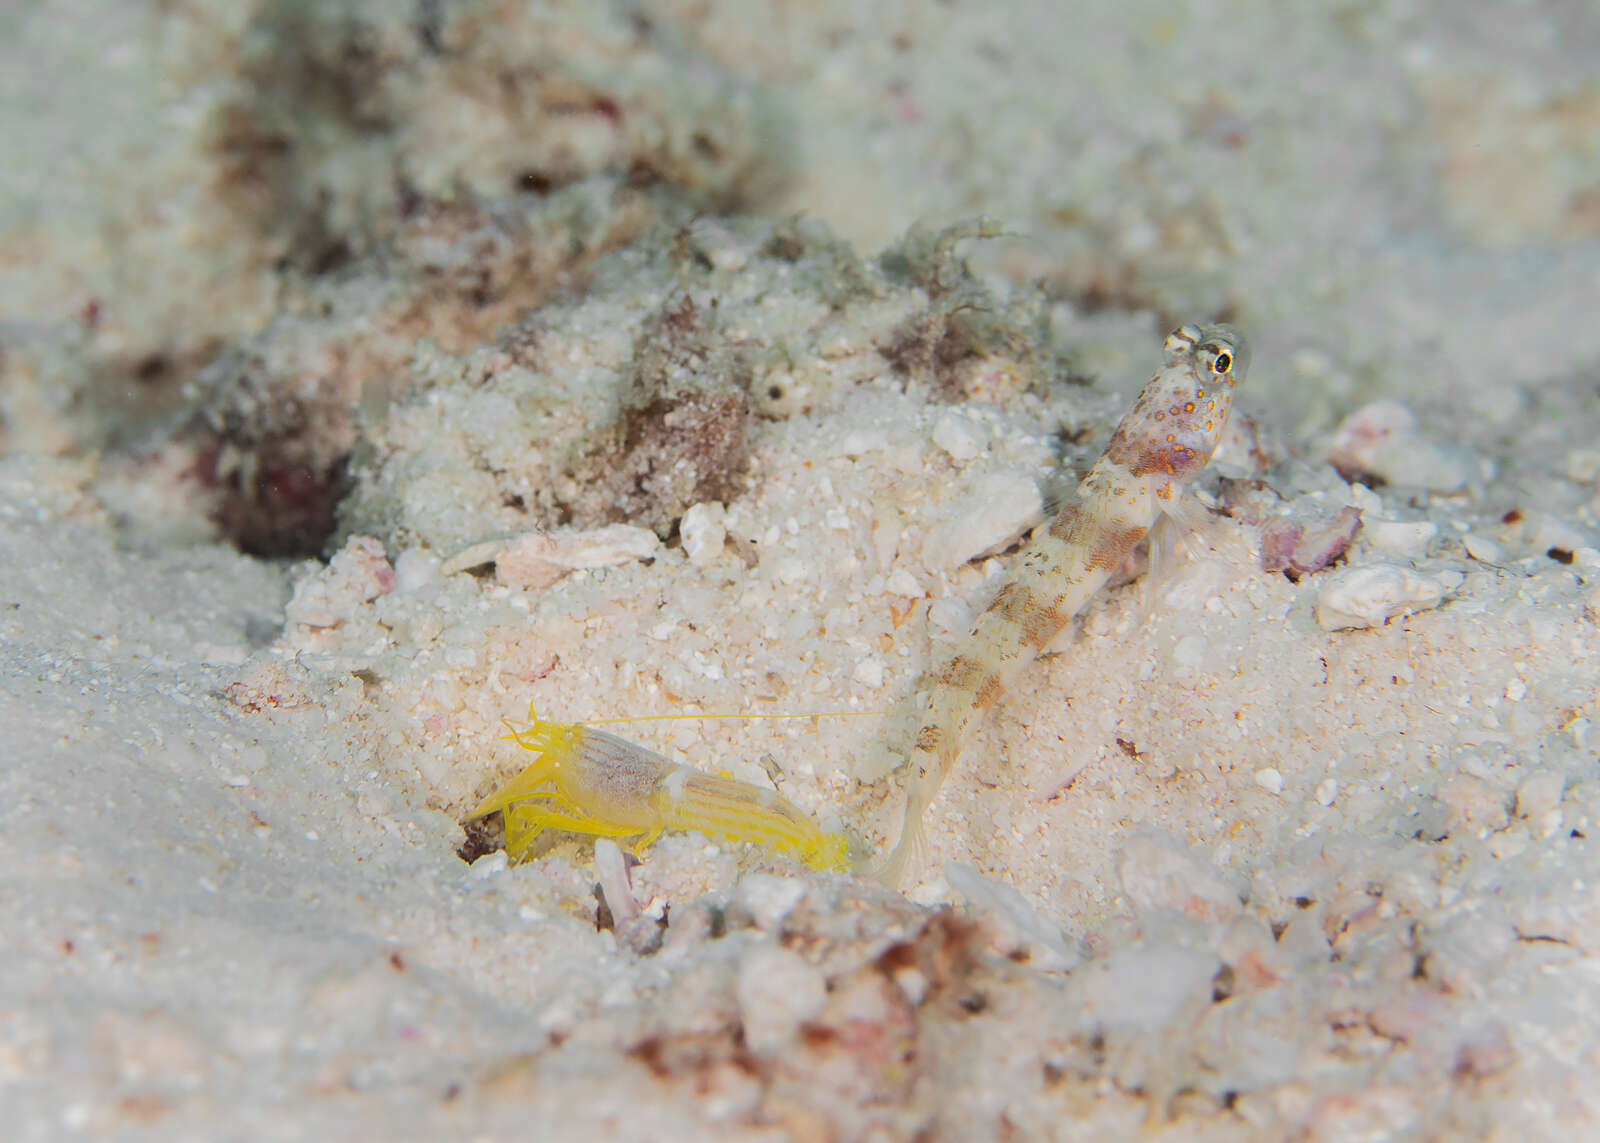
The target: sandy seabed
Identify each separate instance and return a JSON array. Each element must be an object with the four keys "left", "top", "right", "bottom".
[{"left": 5, "top": 2, "right": 1600, "bottom": 1139}]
